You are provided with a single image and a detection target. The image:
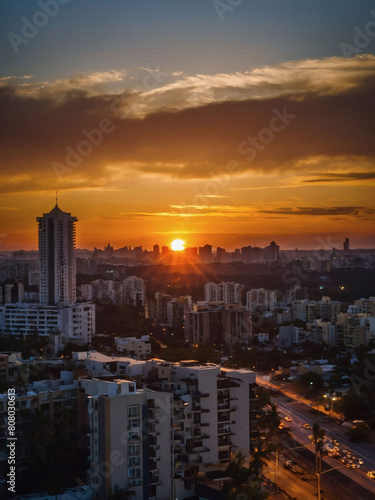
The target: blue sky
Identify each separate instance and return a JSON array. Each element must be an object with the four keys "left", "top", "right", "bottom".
[{"left": 2, "top": 0, "right": 375, "bottom": 80}]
